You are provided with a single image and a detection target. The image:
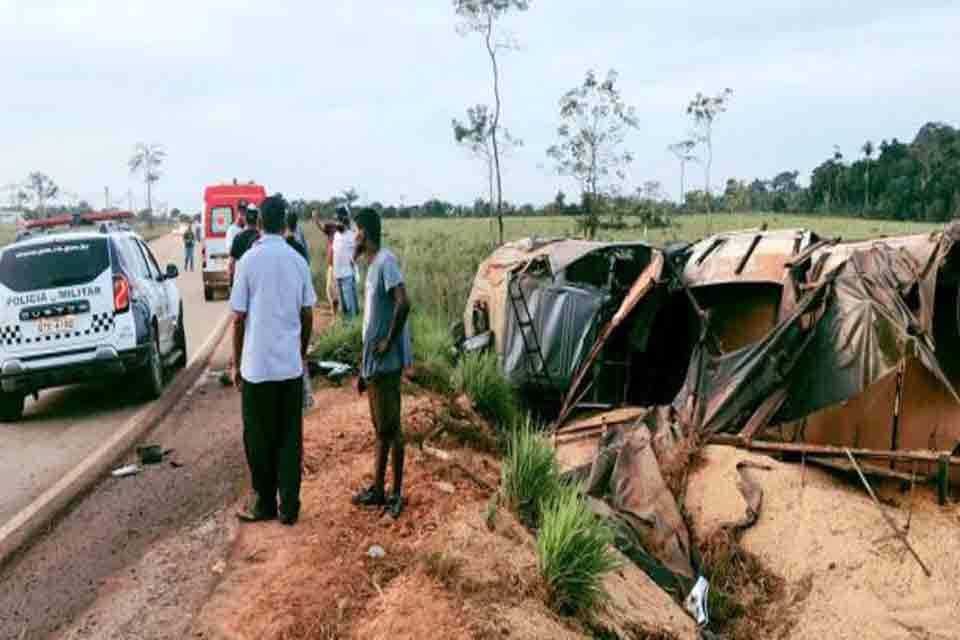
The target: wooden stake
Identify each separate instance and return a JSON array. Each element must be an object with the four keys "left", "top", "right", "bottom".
[
  {"left": 937, "top": 454, "right": 949, "bottom": 506},
  {"left": 844, "top": 448, "right": 932, "bottom": 577},
  {"left": 708, "top": 436, "right": 960, "bottom": 467},
  {"left": 890, "top": 358, "right": 905, "bottom": 469}
]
